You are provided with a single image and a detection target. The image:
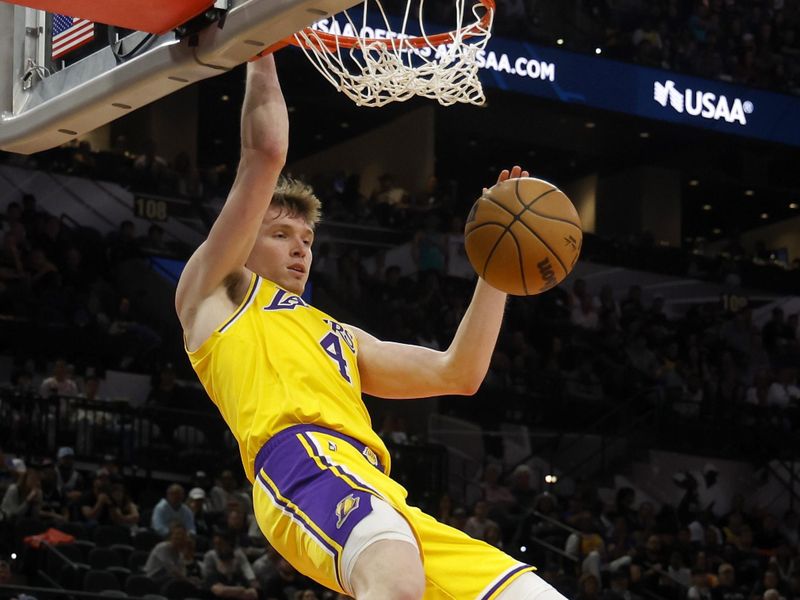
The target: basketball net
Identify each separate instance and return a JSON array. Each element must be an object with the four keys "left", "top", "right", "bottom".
[{"left": 272, "top": 0, "right": 495, "bottom": 107}]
